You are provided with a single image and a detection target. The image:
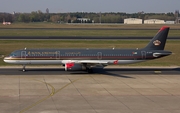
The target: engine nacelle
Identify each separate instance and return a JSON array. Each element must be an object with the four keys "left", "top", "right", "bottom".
[{"left": 65, "top": 62, "right": 86, "bottom": 71}]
